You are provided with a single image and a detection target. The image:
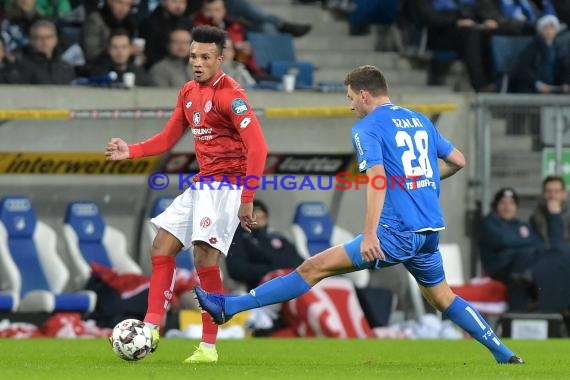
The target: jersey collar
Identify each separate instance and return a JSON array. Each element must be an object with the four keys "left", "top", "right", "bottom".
[{"left": 199, "top": 70, "right": 226, "bottom": 88}]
